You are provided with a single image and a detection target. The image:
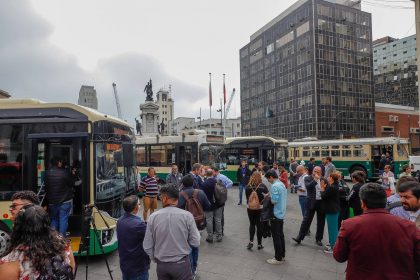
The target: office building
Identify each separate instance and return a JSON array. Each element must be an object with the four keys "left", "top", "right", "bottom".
[
  {"left": 78, "top": 85, "right": 98, "bottom": 109},
  {"left": 373, "top": 34, "right": 418, "bottom": 107},
  {"left": 240, "top": 0, "right": 375, "bottom": 140}
]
